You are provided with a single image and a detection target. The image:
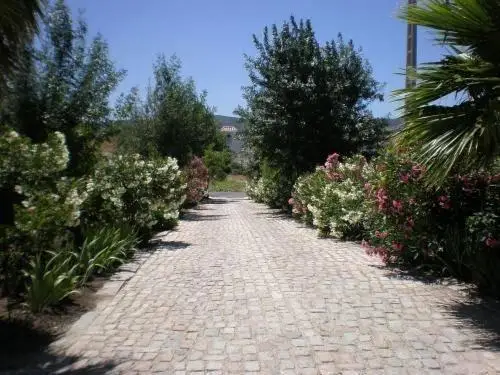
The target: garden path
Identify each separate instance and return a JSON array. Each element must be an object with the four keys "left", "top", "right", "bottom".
[{"left": 22, "top": 194, "right": 500, "bottom": 374}]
